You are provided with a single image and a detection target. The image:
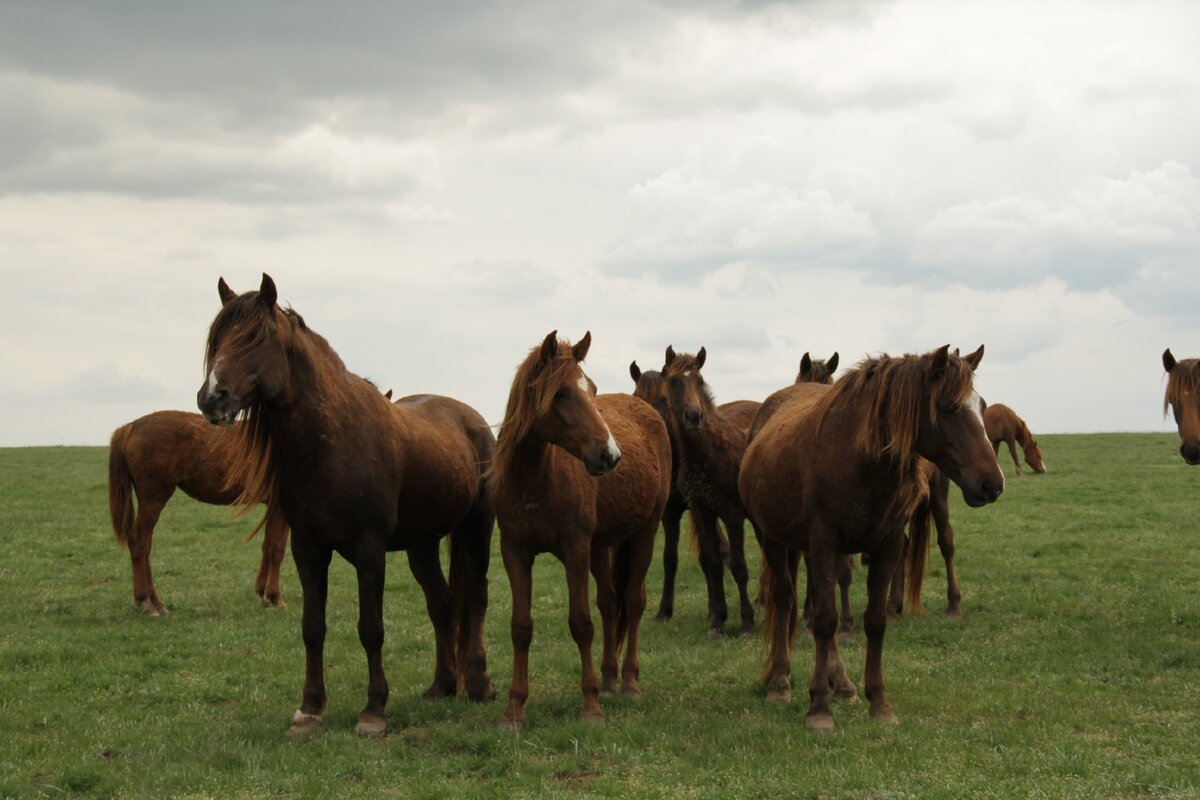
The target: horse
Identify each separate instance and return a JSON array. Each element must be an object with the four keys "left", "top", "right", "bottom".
[
  {"left": 884, "top": 466, "right": 964, "bottom": 618},
  {"left": 651, "top": 346, "right": 756, "bottom": 637},
  {"left": 493, "top": 332, "right": 670, "bottom": 731},
  {"left": 108, "top": 410, "right": 289, "bottom": 615},
  {"left": 629, "top": 359, "right": 758, "bottom": 623},
  {"left": 1163, "top": 349, "right": 1200, "bottom": 464},
  {"left": 740, "top": 345, "right": 1003, "bottom": 731},
  {"left": 797, "top": 351, "right": 839, "bottom": 385},
  {"left": 195, "top": 274, "right": 495, "bottom": 737},
  {"left": 983, "top": 403, "right": 1046, "bottom": 475}
]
